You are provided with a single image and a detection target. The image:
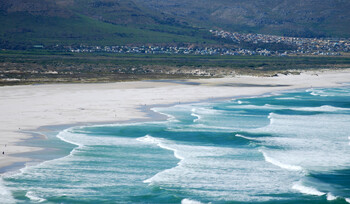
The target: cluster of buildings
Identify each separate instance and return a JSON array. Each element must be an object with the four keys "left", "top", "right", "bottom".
[
  {"left": 68, "top": 30, "right": 350, "bottom": 56},
  {"left": 210, "top": 30, "right": 350, "bottom": 55},
  {"left": 69, "top": 45, "right": 283, "bottom": 56}
]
